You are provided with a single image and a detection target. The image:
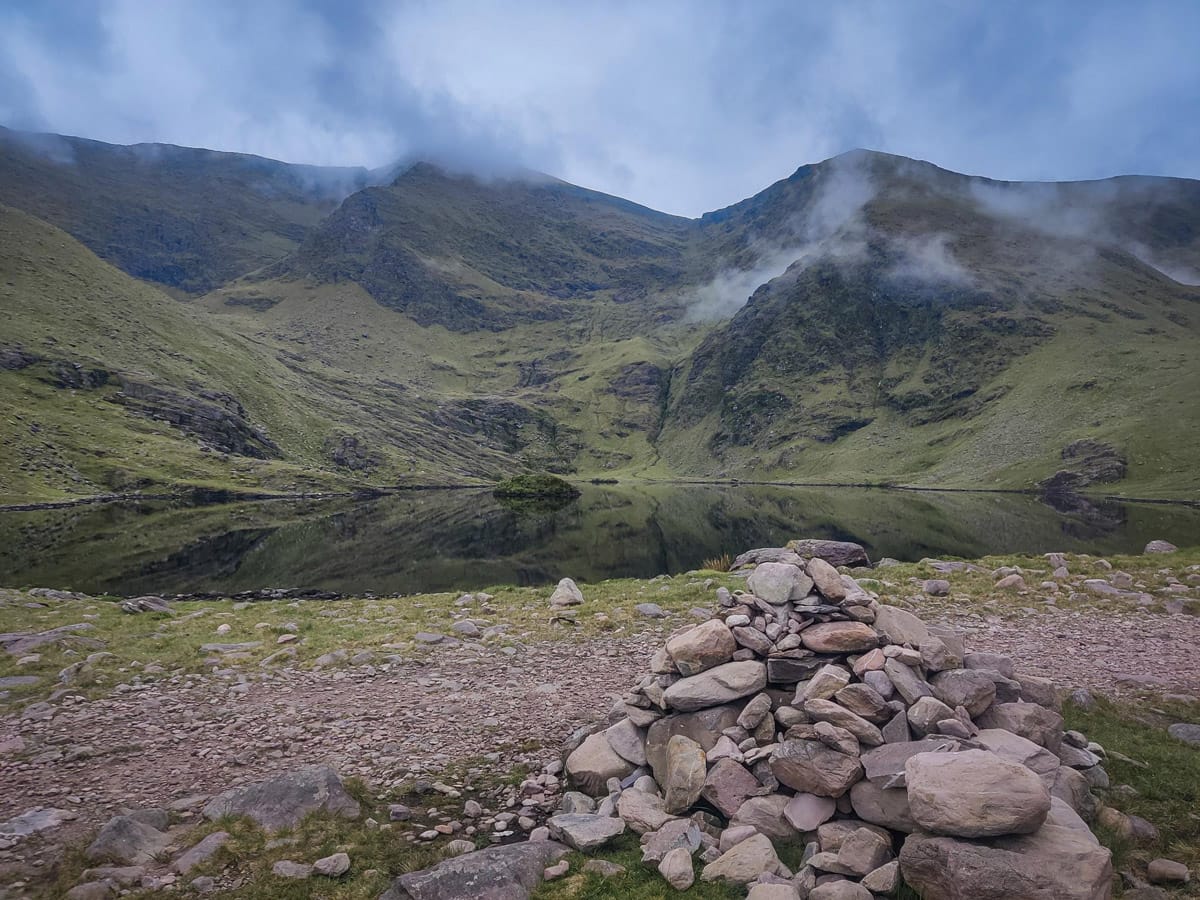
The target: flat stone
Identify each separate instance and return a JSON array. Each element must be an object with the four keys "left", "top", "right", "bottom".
[
  {"left": 203, "top": 764, "right": 360, "bottom": 831},
  {"left": 801, "top": 622, "right": 878, "bottom": 654},
  {"left": 804, "top": 698, "right": 884, "bottom": 746},
  {"left": 548, "top": 814, "right": 625, "bottom": 851},
  {"left": 784, "top": 793, "right": 837, "bottom": 831},
  {"left": 663, "top": 661, "right": 767, "bottom": 712},
  {"left": 605, "top": 718, "right": 648, "bottom": 767},
  {"left": 1167, "top": 723, "right": 1200, "bottom": 747},
  {"left": 873, "top": 606, "right": 928, "bottom": 647},
  {"left": 381, "top": 841, "right": 570, "bottom": 900},
  {"left": 85, "top": 816, "right": 169, "bottom": 866},
  {"left": 860, "top": 739, "right": 958, "bottom": 789},
  {"left": 616, "top": 789, "right": 676, "bottom": 834},
  {"left": 883, "top": 659, "right": 932, "bottom": 705},
  {"left": 796, "top": 664, "right": 853, "bottom": 702},
  {"left": 172, "top": 831, "right": 230, "bottom": 874}
]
